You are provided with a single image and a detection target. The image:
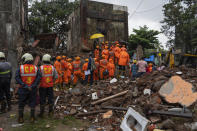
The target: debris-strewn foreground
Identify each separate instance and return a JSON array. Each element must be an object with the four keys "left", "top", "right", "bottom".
[{"left": 54, "top": 67, "right": 197, "bottom": 131}]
